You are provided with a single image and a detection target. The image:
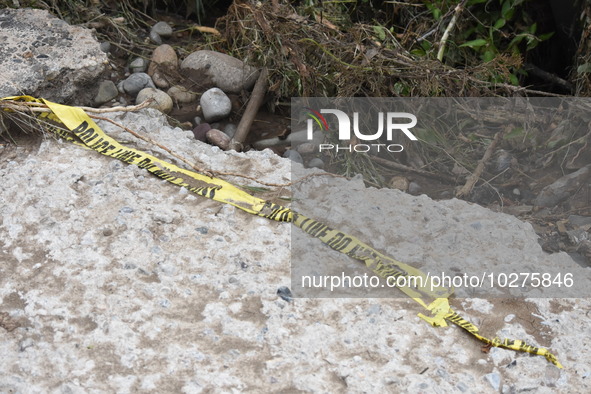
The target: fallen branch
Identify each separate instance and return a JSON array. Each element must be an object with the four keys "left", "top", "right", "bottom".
[
  {"left": 437, "top": 0, "right": 467, "bottom": 62},
  {"left": 524, "top": 63, "right": 574, "bottom": 93},
  {"left": 455, "top": 129, "right": 506, "bottom": 198},
  {"left": 1, "top": 98, "right": 351, "bottom": 191},
  {"left": 229, "top": 67, "right": 269, "bottom": 152}
]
